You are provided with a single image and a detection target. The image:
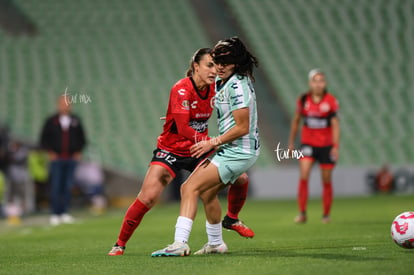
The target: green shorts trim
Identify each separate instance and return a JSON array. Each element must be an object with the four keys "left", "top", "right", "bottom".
[{"left": 209, "top": 148, "right": 258, "bottom": 184}]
